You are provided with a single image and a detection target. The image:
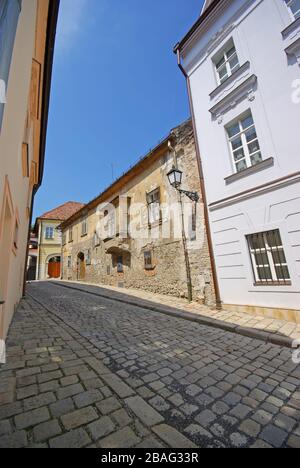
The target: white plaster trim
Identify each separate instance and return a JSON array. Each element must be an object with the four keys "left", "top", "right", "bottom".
[
  {"left": 209, "top": 174, "right": 300, "bottom": 212},
  {"left": 209, "top": 74, "right": 257, "bottom": 119},
  {"left": 285, "top": 37, "right": 300, "bottom": 65}
]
